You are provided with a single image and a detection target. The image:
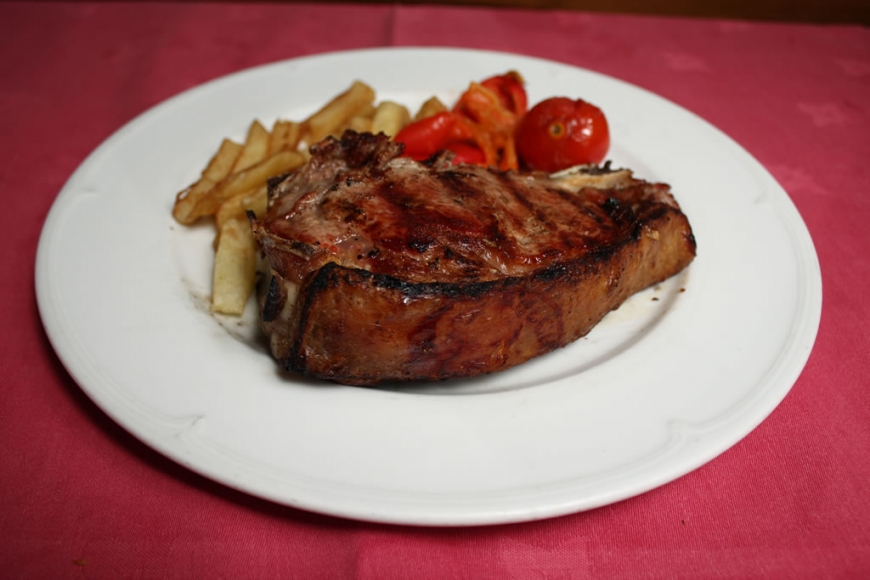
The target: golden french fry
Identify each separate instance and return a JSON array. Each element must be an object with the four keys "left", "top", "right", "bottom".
[
  {"left": 173, "top": 139, "right": 242, "bottom": 224},
  {"left": 332, "top": 103, "right": 381, "bottom": 138},
  {"left": 215, "top": 184, "right": 269, "bottom": 231},
  {"left": 305, "top": 81, "right": 376, "bottom": 143},
  {"left": 215, "top": 190, "right": 252, "bottom": 233},
  {"left": 269, "top": 120, "right": 303, "bottom": 154},
  {"left": 190, "top": 149, "right": 305, "bottom": 220},
  {"left": 231, "top": 120, "right": 270, "bottom": 173},
  {"left": 346, "top": 115, "right": 373, "bottom": 134},
  {"left": 355, "top": 103, "right": 377, "bottom": 120},
  {"left": 211, "top": 218, "right": 258, "bottom": 315},
  {"left": 414, "top": 96, "right": 448, "bottom": 121},
  {"left": 202, "top": 138, "right": 244, "bottom": 181},
  {"left": 242, "top": 186, "right": 269, "bottom": 219},
  {"left": 214, "top": 184, "right": 269, "bottom": 248},
  {"left": 370, "top": 101, "right": 411, "bottom": 138},
  {"left": 173, "top": 177, "right": 216, "bottom": 225}
]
